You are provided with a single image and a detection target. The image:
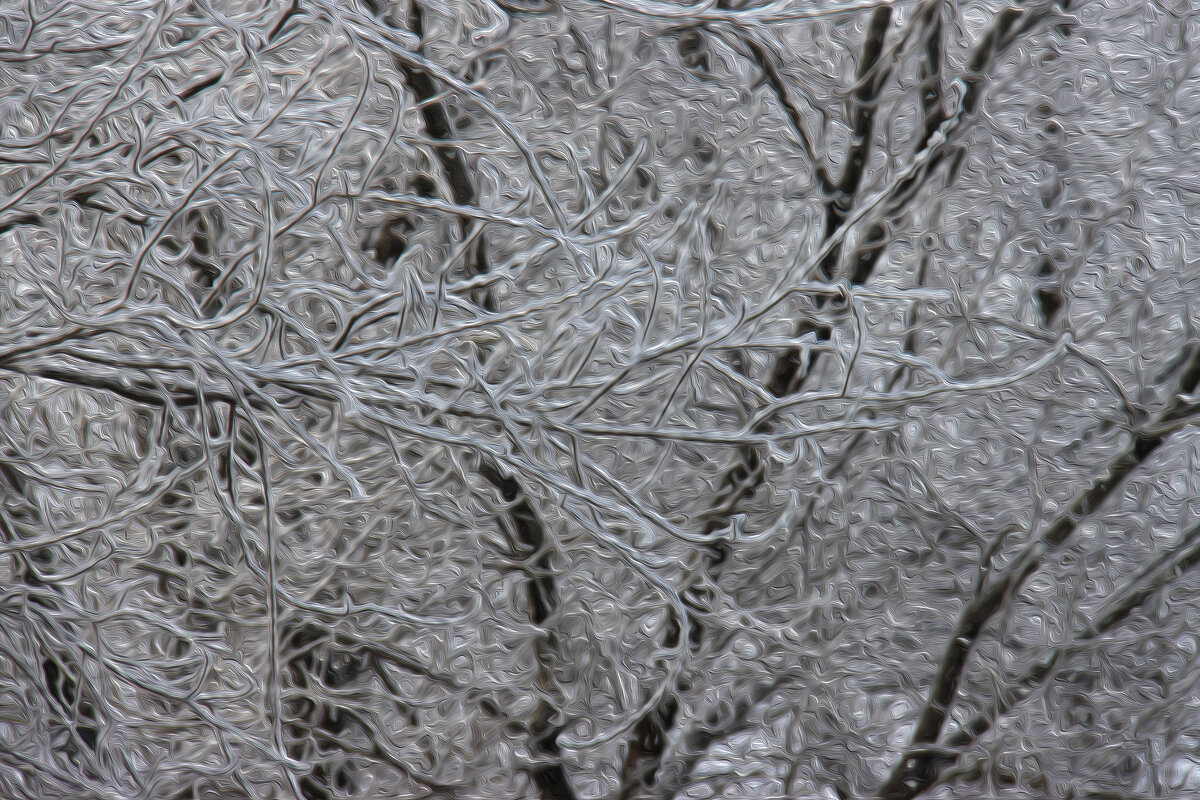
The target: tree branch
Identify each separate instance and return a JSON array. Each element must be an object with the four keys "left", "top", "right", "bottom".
[{"left": 877, "top": 341, "right": 1200, "bottom": 800}]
